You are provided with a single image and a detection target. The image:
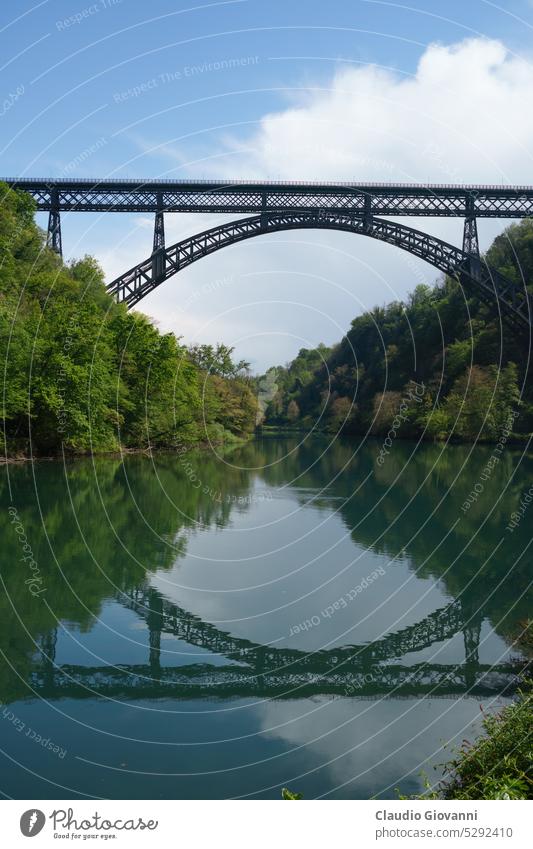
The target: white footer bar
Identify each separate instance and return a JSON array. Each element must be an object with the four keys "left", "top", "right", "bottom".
[{"left": 2, "top": 799, "right": 530, "bottom": 847}]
